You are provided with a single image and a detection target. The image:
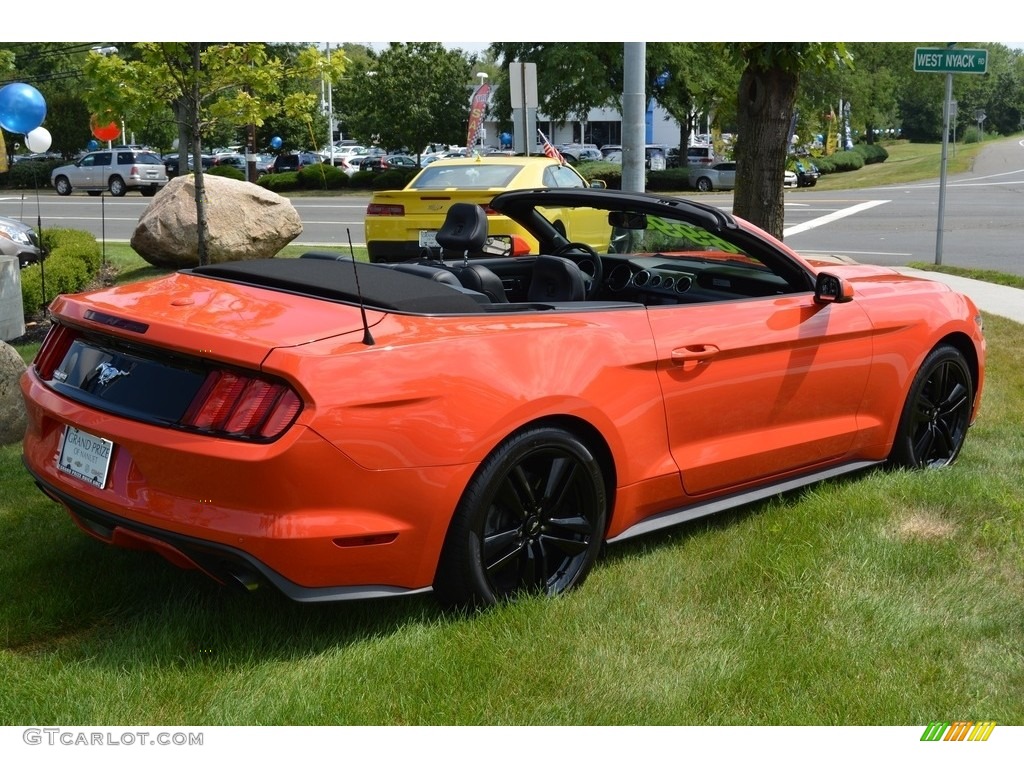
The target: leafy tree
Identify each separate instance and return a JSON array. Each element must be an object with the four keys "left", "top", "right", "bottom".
[
  {"left": 336, "top": 43, "right": 473, "bottom": 158},
  {"left": 730, "top": 43, "right": 848, "bottom": 239},
  {"left": 82, "top": 42, "right": 341, "bottom": 264}
]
